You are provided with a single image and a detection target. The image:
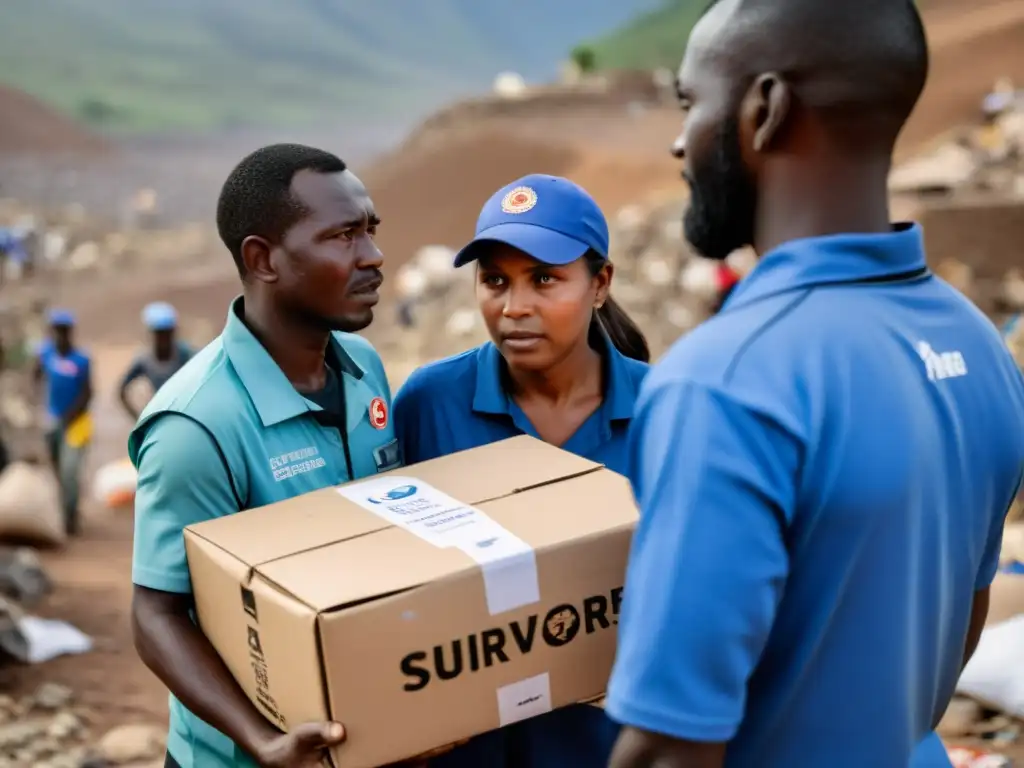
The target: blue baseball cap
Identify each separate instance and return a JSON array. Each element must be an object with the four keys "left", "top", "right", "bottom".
[
  {"left": 453, "top": 174, "right": 610, "bottom": 268},
  {"left": 47, "top": 308, "right": 75, "bottom": 327},
  {"left": 142, "top": 301, "right": 178, "bottom": 331}
]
